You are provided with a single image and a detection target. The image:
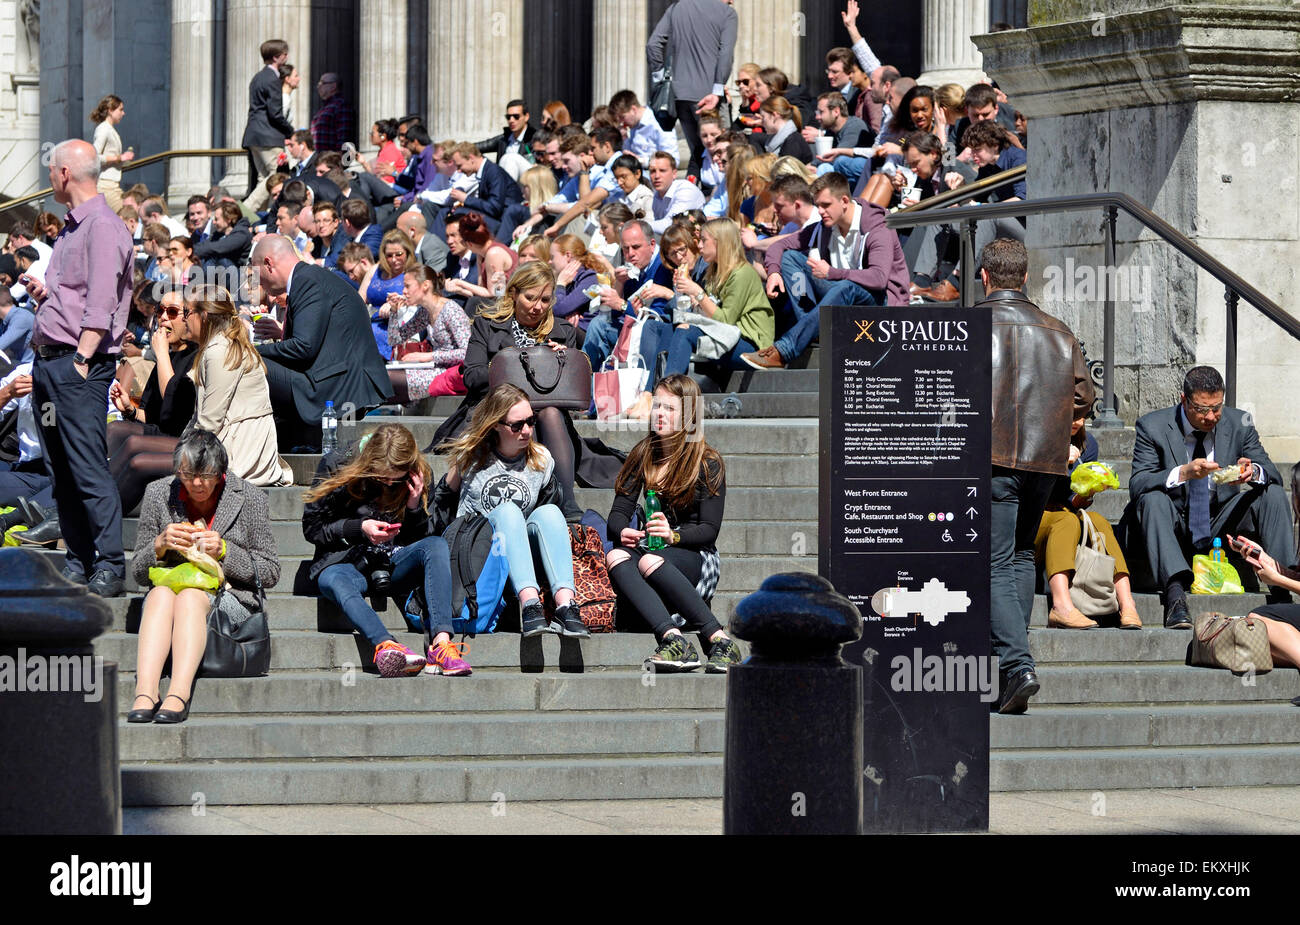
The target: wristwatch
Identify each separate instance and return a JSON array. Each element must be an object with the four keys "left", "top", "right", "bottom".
[
  {"left": 671, "top": 530, "right": 681, "bottom": 545},
  {"left": 73, "top": 351, "right": 90, "bottom": 365}
]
